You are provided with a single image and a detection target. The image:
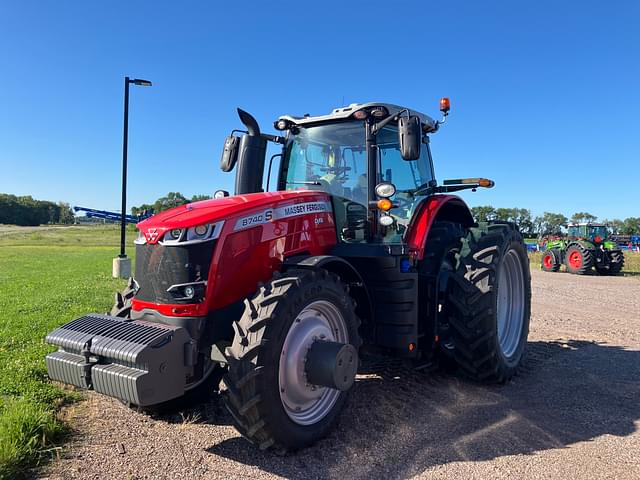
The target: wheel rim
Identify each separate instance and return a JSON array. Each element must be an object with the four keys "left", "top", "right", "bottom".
[
  {"left": 543, "top": 253, "right": 553, "bottom": 269},
  {"left": 279, "top": 300, "right": 348, "bottom": 426},
  {"left": 496, "top": 249, "right": 525, "bottom": 358},
  {"left": 568, "top": 250, "right": 582, "bottom": 269}
]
